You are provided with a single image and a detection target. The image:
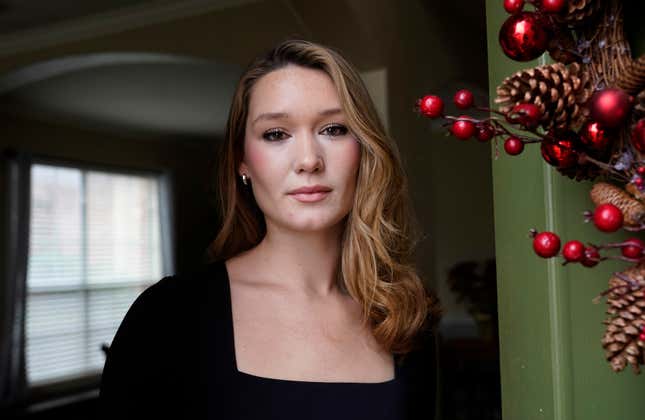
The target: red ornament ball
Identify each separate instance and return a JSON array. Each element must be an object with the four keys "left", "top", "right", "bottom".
[
  {"left": 533, "top": 231, "right": 561, "bottom": 258},
  {"left": 540, "top": 0, "right": 566, "bottom": 13},
  {"left": 579, "top": 121, "right": 609, "bottom": 152},
  {"left": 592, "top": 203, "right": 623, "bottom": 233},
  {"left": 418, "top": 95, "right": 444, "bottom": 118},
  {"left": 589, "top": 88, "right": 634, "bottom": 128},
  {"left": 504, "top": 0, "right": 525, "bottom": 14},
  {"left": 504, "top": 136, "right": 524, "bottom": 155},
  {"left": 631, "top": 119, "right": 645, "bottom": 153},
  {"left": 581, "top": 246, "right": 600, "bottom": 267},
  {"left": 454, "top": 89, "right": 475, "bottom": 109},
  {"left": 499, "top": 12, "right": 549, "bottom": 62},
  {"left": 506, "top": 103, "right": 542, "bottom": 128},
  {"left": 540, "top": 131, "right": 580, "bottom": 169},
  {"left": 563, "top": 240, "right": 585, "bottom": 262},
  {"left": 451, "top": 116, "right": 476, "bottom": 140},
  {"left": 475, "top": 123, "right": 496, "bottom": 142},
  {"left": 622, "top": 238, "right": 645, "bottom": 259}
]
